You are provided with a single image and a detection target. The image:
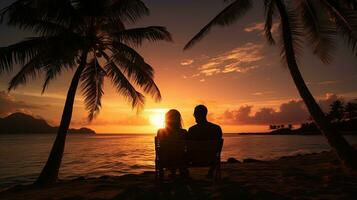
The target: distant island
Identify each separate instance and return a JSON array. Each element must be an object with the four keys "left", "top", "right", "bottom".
[
  {"left": 239, "top": 100, "right": 357, "bottom": 136},
  {"left": 238, "top": 119, "right": 357, "bottom": 136},
  {"left": 0, "top": 112, "right": 96, "bottom": 134}
]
